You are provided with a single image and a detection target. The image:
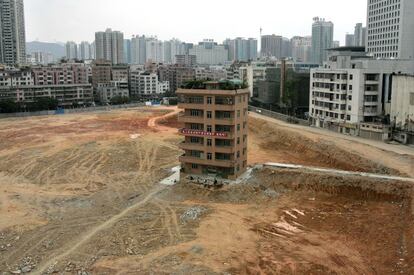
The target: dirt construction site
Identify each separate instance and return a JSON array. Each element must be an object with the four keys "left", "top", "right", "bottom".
[{"left": 0, "top": 107, "right": 414, "bottom": 274}]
